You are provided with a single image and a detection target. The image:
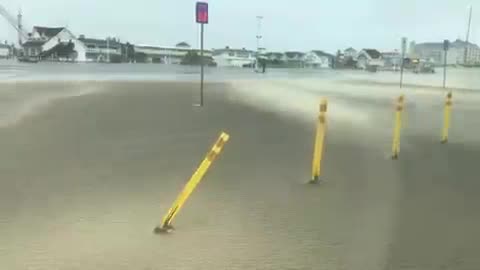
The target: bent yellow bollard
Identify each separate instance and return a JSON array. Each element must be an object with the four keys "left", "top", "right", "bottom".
[
  {"left": 154, "top": 132, "right": 230, "bottom": 234},
  {"left": 310, "top": 98, "right": 328, "bottom": 184},
  {"left": 391, "top": 95, "right": 404, "bottom": 160},
  {"left": 441, "top": 92, "right": 453, "bottom": 144}
]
